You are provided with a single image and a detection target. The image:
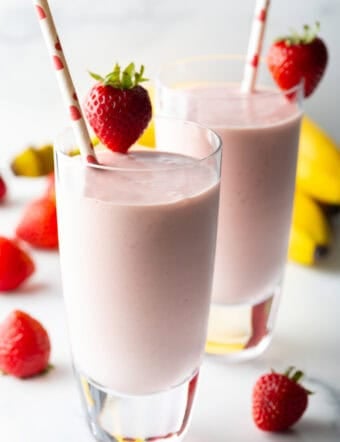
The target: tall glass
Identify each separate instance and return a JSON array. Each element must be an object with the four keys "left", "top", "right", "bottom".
[
  {"left": 156, "top": 55, "right": 303, "bottom": 361},
  {"left": 54, "top": 117, "right": 222, "bottom": 442}
]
